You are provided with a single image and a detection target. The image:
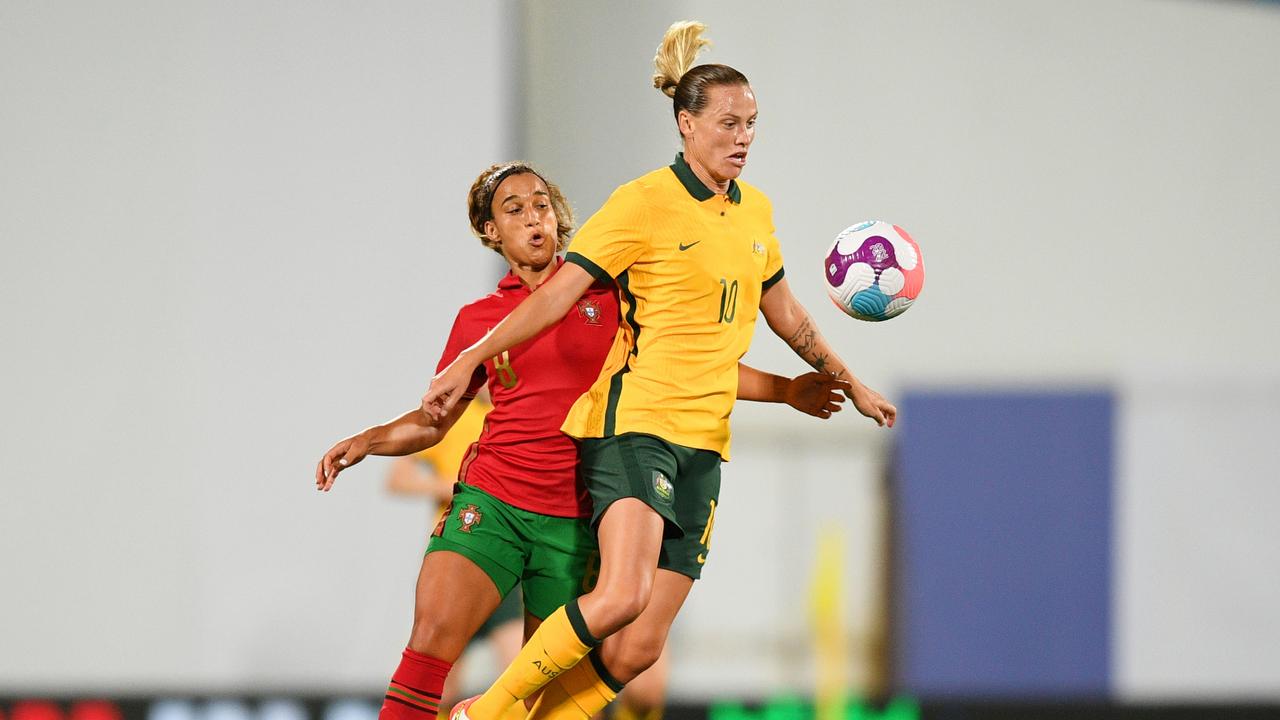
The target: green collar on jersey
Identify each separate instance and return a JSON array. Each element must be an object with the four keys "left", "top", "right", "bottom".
[{"left": 670, "top": 153, "right": 742, "bottom": 204}]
